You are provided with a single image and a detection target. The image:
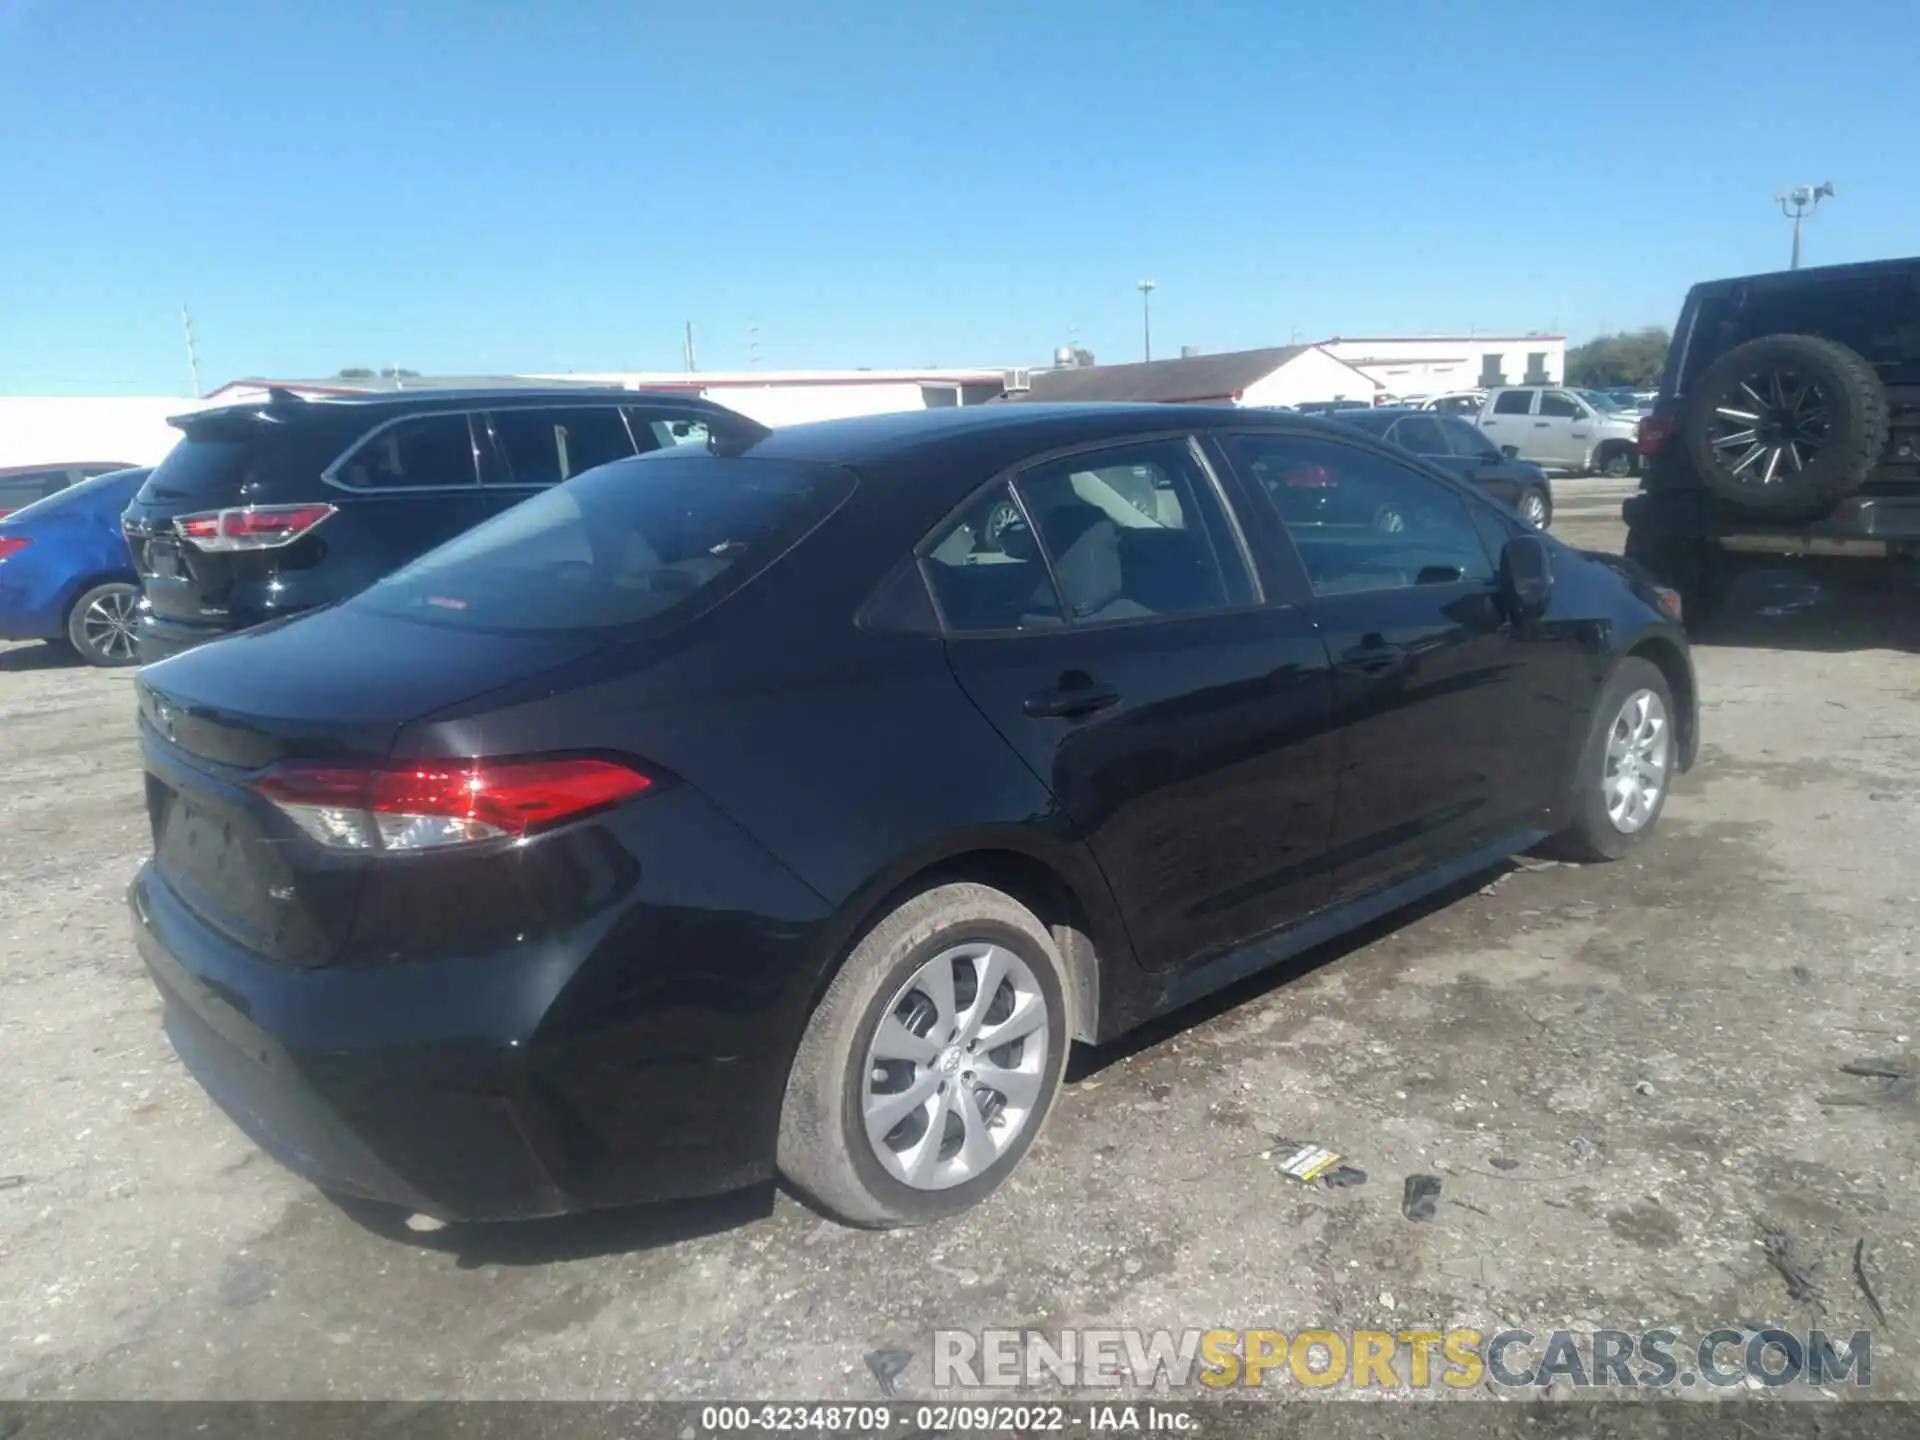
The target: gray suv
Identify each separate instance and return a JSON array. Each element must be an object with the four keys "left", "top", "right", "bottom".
[{"left": 1477, "top": 386, "right": 1641, "bottom": 477}]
